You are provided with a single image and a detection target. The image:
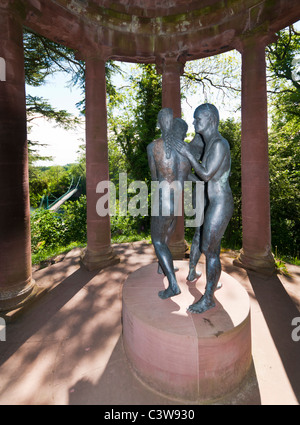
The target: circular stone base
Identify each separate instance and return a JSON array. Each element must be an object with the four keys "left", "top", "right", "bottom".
[{"left": 122, "top": 261, "right": 252, "bottom": 402}]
